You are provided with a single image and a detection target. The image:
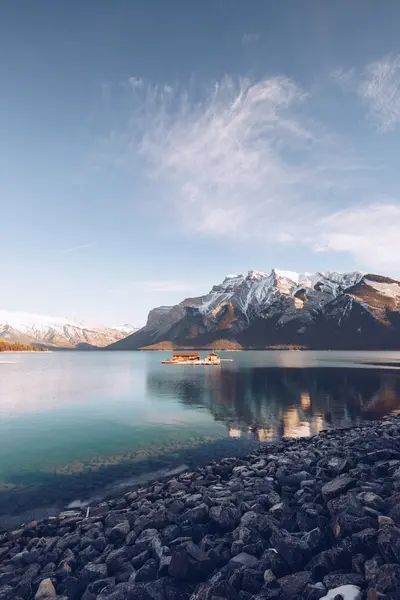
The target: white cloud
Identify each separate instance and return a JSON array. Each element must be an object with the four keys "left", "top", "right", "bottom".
[
  {"left": 359, "top": 54, "right": 400, "bottom": 131},
  {"left": 311, "top": 202, "right": 400, "bottom": 271},
  {"left": 128, "top": 76, "right": 144, "bottom": 89},
  {"left": 99, "top": 73, "right": 399, "bottom": 273},
  {"left": 116, "top": 75, "right": 364, "bottom": 240},
  {"left": 62, "top": 243, "right": 96, "bottom": 253}
]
